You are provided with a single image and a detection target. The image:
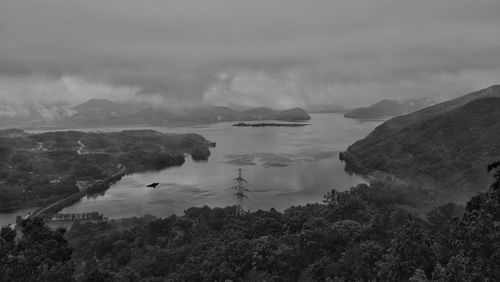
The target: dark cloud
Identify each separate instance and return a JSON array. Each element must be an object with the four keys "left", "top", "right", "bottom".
[{"left": 1, "top": 0, "right": 499, "bottom": 107}]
